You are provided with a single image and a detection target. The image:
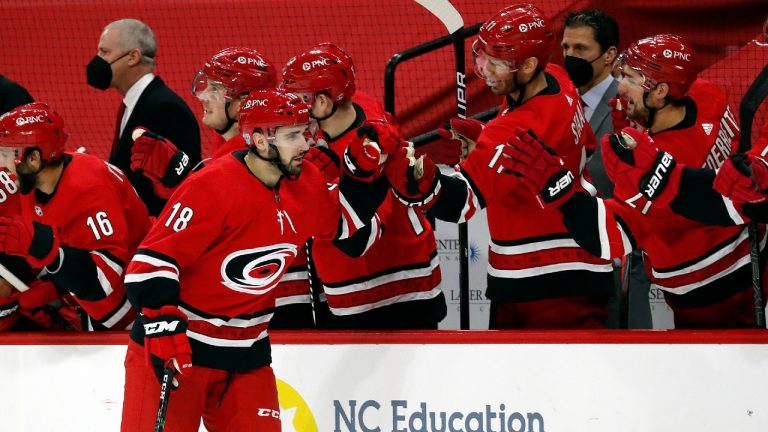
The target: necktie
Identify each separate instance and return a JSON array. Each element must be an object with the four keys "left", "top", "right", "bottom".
[{"left": 109, "top": 102, "right": 126, "bottom": 163}]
